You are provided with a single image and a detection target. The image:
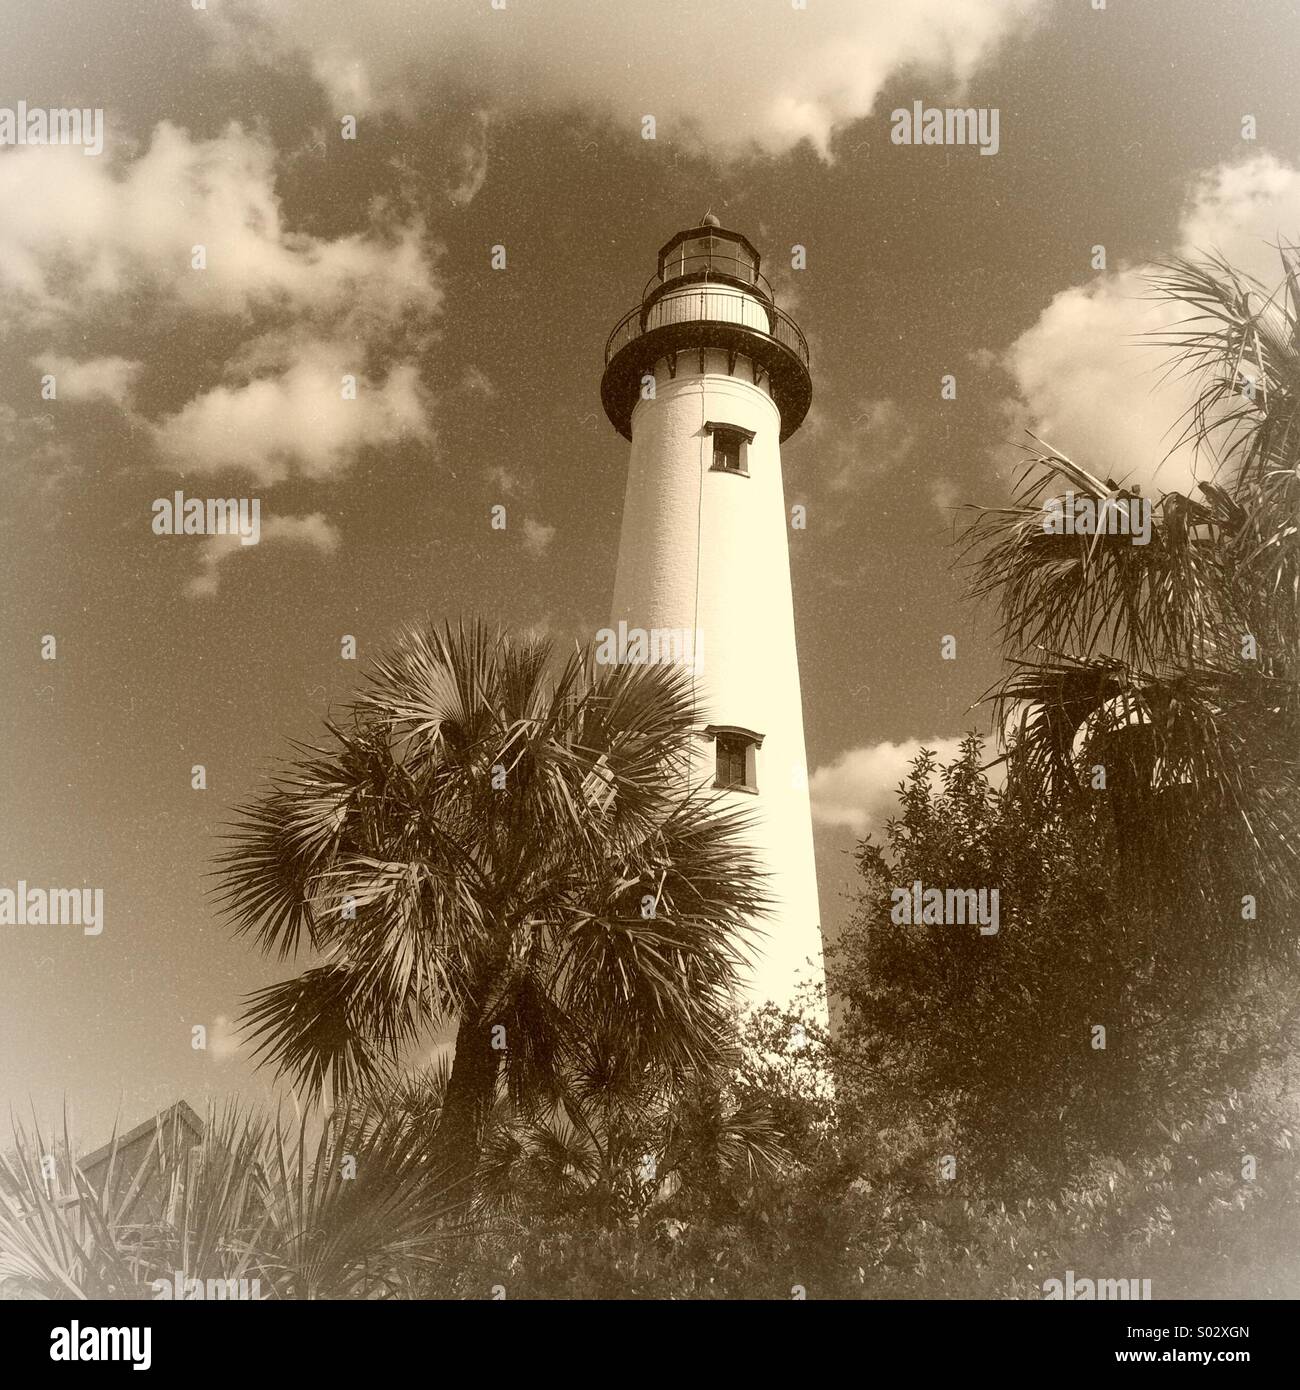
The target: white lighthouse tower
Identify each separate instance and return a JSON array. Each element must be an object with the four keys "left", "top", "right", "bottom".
[{"left": 601, "top": 215, "right": 824, "bottom": 1014}]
